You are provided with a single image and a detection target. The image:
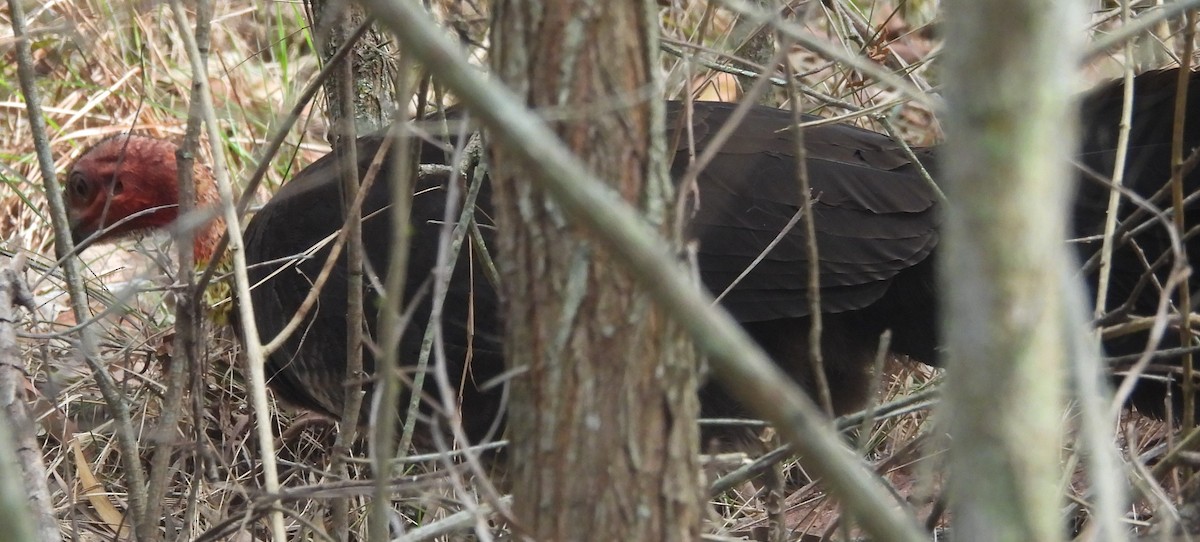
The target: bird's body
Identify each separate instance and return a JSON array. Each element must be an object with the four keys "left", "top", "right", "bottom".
[
  {"left": 240, "top": 134, "right": 505, "bottom": 438},
  {"left": 673, "top": 103, "right": 939, "bottom": 415},
  {"left": 1072, "top": 69, "right": 1200, "bottom": 417},
  {"left": 232, "top": 101, "right": 940, "bottom": 436},
  {"left": 63, "top": 68, "right": 1200, "bottom": 439}
]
